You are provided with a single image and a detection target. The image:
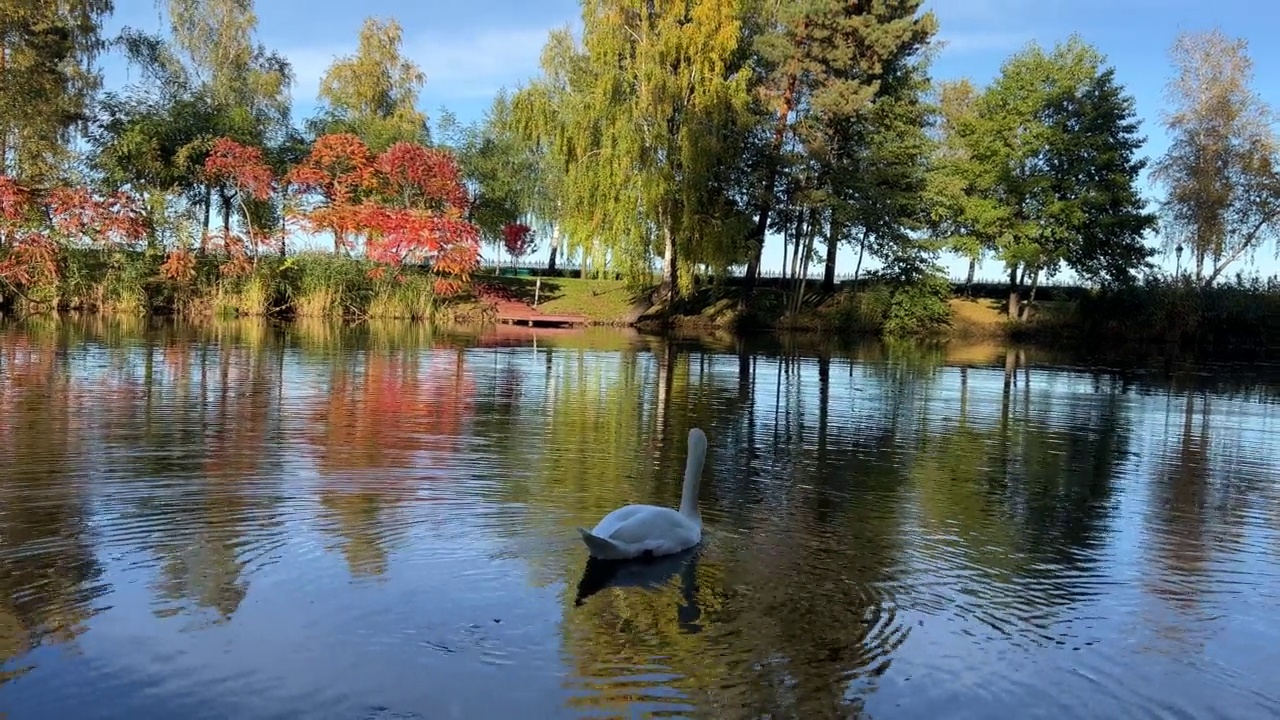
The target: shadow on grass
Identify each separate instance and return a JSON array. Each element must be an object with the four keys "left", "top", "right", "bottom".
[
  {"left": 476, "top": 274, "right": 652, "bottom": 307},
  {"left": 474, "top": 276, "right": 564, "bottom": 305}
]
